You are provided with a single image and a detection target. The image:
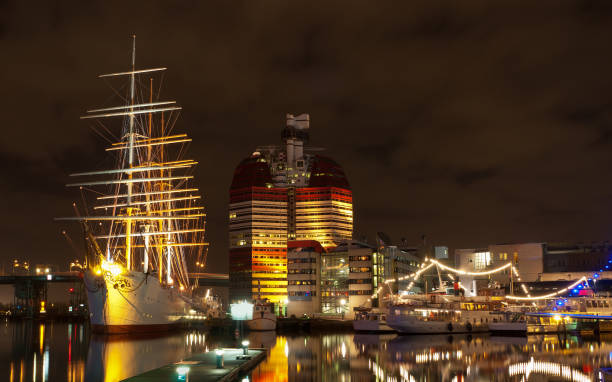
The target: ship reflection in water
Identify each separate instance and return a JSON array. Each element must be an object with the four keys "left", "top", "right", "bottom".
[
  {"left": 1, "top": 321, "right": 220, "bottom": 382},
  {"left": 4, "top": 321, "right": 612, "bottom": 381}
]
